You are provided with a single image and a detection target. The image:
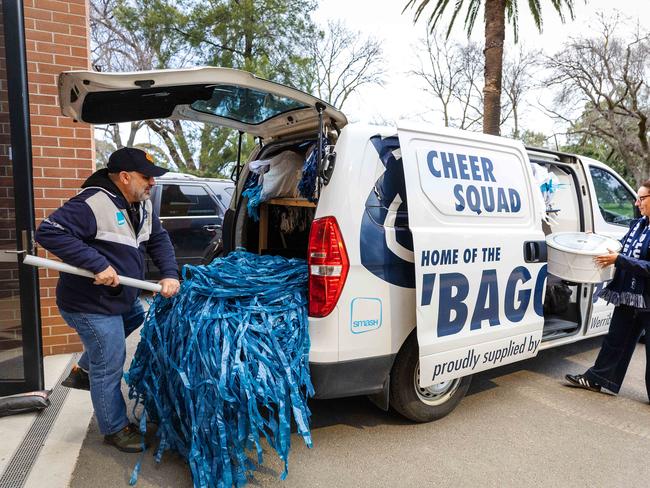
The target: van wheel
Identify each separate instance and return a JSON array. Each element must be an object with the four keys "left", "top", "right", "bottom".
[{"left": 389, "top": 332, "right": 471, "bottom": 423}]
